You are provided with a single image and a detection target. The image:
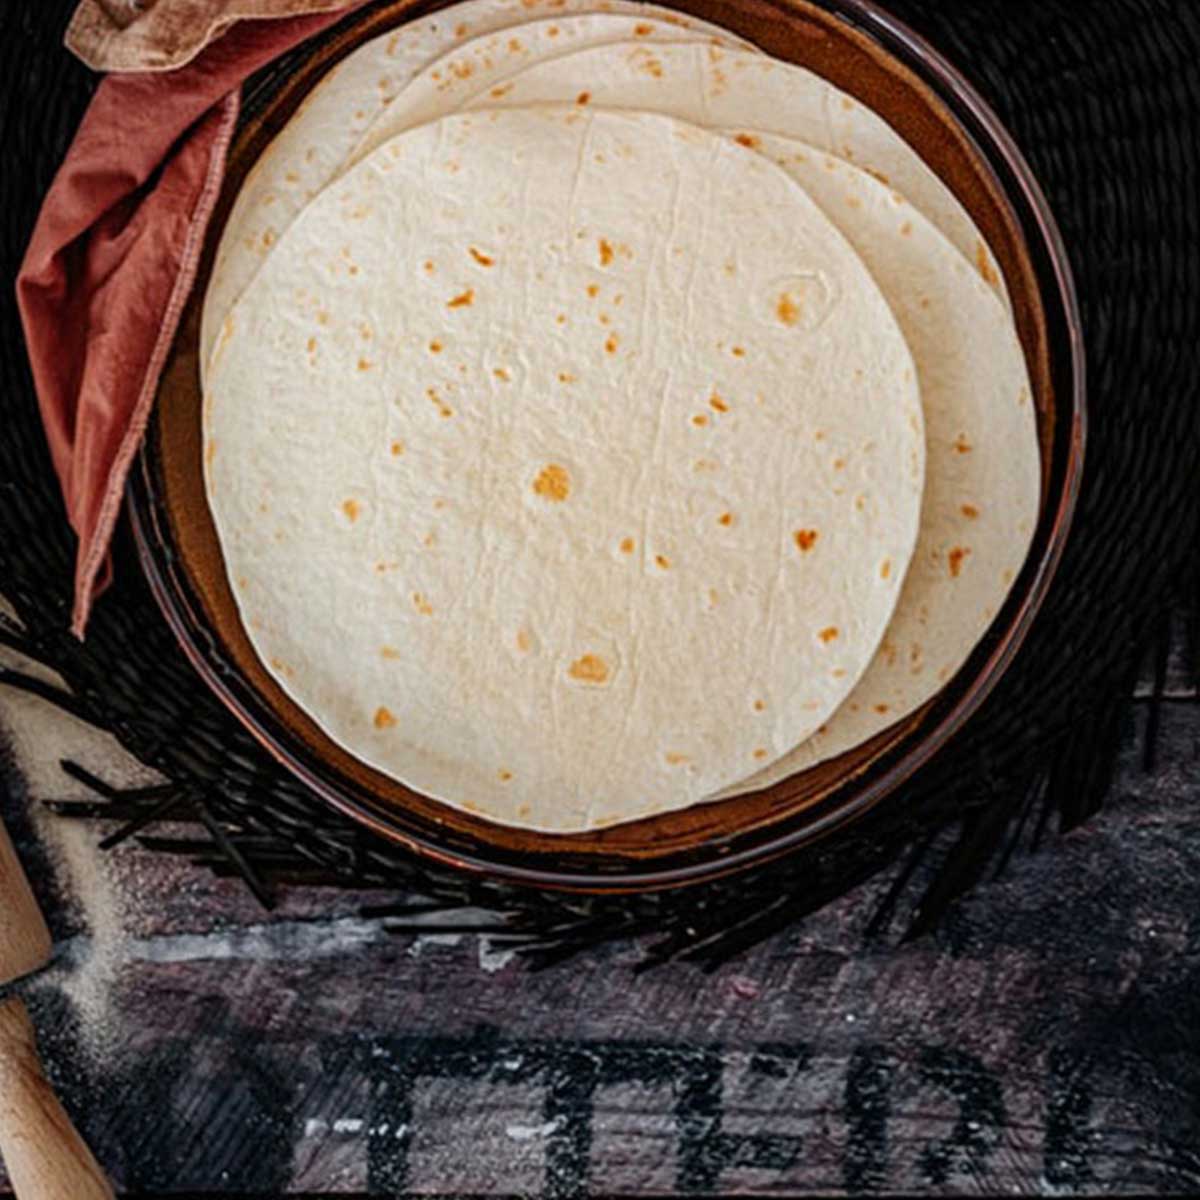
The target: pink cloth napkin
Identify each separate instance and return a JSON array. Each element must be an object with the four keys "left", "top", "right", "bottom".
[{"left": 17, "top": 5, "right": 363, "bottom": 637}]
